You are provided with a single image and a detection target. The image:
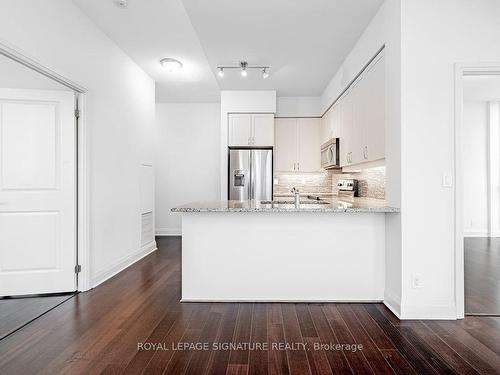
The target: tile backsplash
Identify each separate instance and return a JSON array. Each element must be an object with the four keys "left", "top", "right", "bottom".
[
  {"left": 274, "top": 166, "right": 386, "bottom": 199},
  {"left": 273, "top": 171, "right": 333, "bottom": 196}
]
